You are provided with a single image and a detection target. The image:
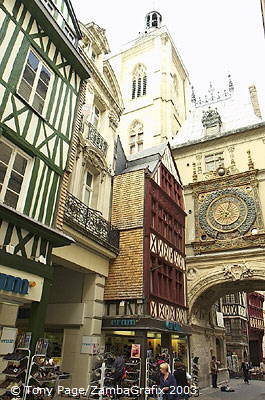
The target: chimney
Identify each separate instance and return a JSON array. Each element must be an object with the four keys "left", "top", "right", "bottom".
[{"left": 249, "top": 85, "right": 262, "bottom": 119}]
